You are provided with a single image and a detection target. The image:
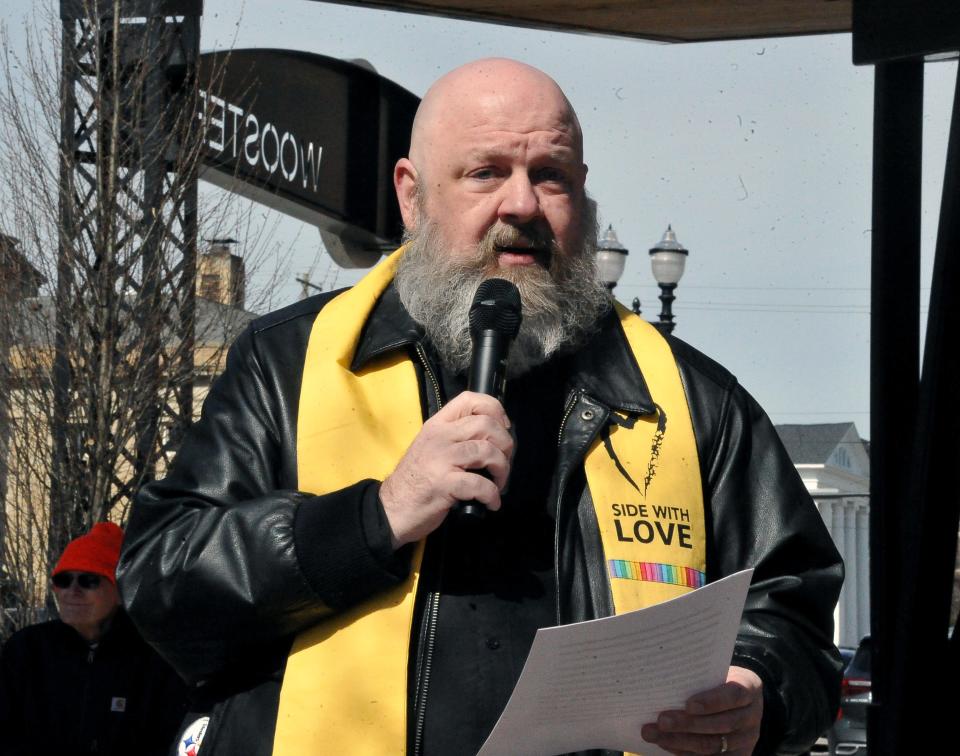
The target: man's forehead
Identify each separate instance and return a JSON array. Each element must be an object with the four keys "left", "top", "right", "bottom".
[
  {"left": 449, "top": 81, "right": 575, "bottom": 129},
  {"left": 410, "top": 58, "right": 583, "bottom": 164}
]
